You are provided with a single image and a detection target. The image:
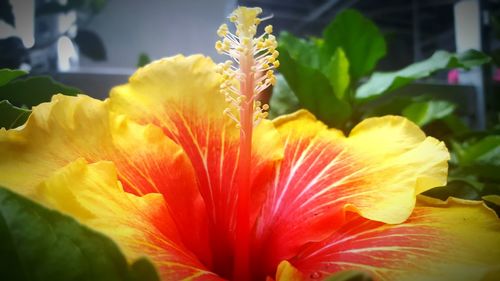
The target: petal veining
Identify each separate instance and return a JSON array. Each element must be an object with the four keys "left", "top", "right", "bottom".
[
  {"left": 290, "top": 197, "right": 500, "bottom": 281},
  {"left": 0, "top": 94, "right": 211, "bottom": 267},
  {"left": 36, "top": 159, "right": 223, "bottom": 280},
  {"left": 109, "top": 55, "right": 283, "bottom": 275},
  {"left": 252, "top": 110, "right": 449, "bottom": 277}
]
